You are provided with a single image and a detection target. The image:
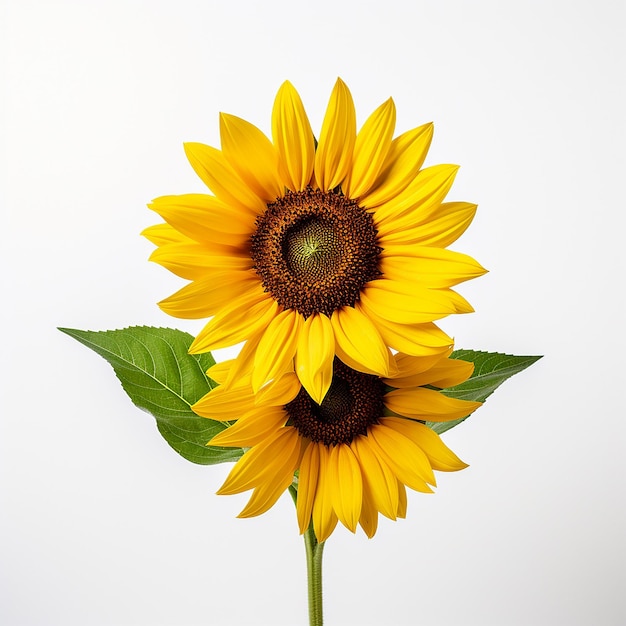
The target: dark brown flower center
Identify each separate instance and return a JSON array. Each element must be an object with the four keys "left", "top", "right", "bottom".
[
  {"left": 250, "top": 188, "right": 381, "bottom": 318},
  {"left": 285, "top": 359, "right": 385, "bottom": 446}
]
